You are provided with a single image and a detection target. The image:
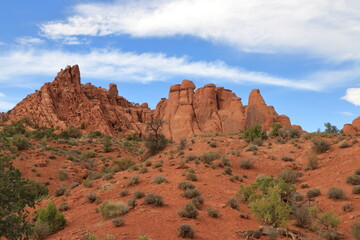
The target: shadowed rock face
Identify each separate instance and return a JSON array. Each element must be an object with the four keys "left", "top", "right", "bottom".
[
  {"left": 8, "top": 65, "right": 151, "bottom": 135},
  {"left": 6, "top": 65, "right": 293, "bottom": 140},
  {"left": 343, "top": 117, "right": 360, "bottom": 135}
]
